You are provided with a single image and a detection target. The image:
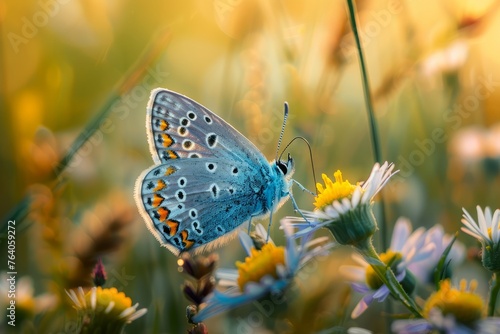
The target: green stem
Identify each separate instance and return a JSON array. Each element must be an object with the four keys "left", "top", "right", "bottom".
[
  {"left": 344, "top": 0, "right": 388, "bottom": 250},
  {"left": 53, "top": 95, "right": 117, "bottom": 177},
  {"left": 345, "top": 0, "right": 381, "bottom": 164},
  {"left": 357, "top": 239, "right": 423, "bottom": 318},
  {"left": 488, "top": 272, "right": 500, "bottom": 316}
]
